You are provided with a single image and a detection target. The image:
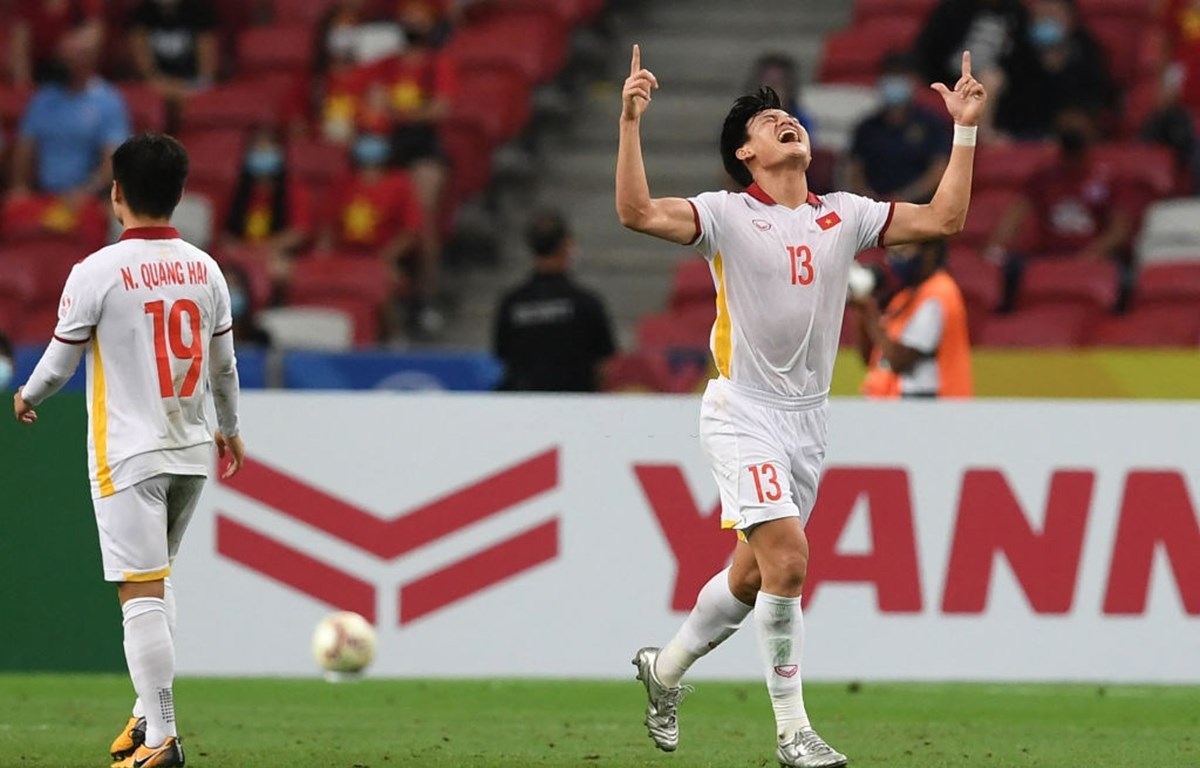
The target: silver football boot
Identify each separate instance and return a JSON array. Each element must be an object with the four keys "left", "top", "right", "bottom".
[
  {"left": 631, "top": 646, "right": 691, "bottom": 752},
  {"left": 776, "top": 727, "right": 849, "bottom": 768}
]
